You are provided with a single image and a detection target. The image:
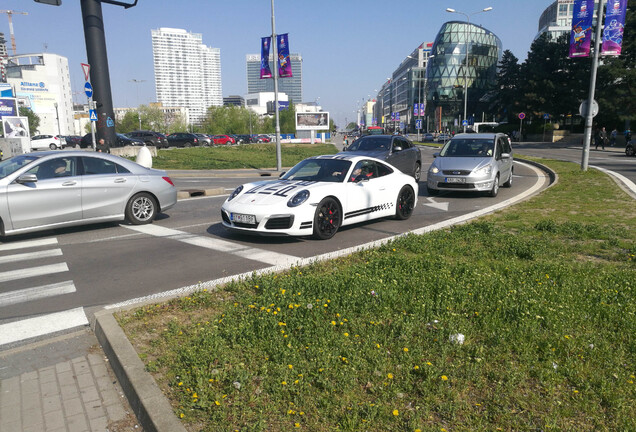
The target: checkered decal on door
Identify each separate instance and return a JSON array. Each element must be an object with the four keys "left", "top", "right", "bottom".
[{"left": 345, "top": 202, "right": 394, "bottom": 220}]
